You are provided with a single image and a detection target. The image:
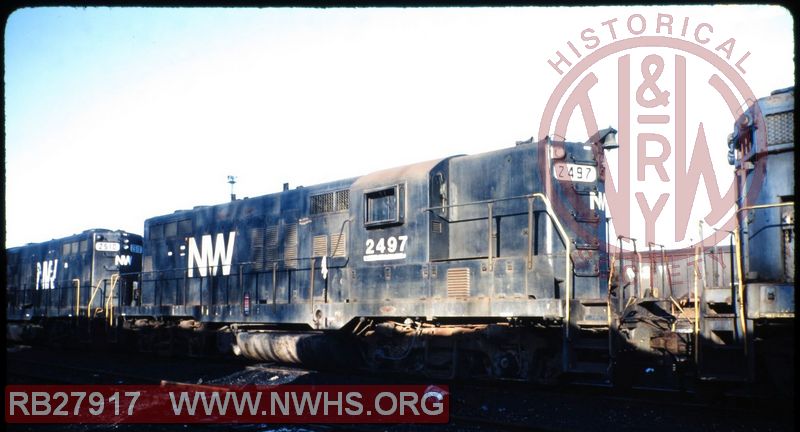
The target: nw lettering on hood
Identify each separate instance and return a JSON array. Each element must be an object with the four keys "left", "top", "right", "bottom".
[{"left": 187, "top": 232, "right": 236, "bottom": 277}]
